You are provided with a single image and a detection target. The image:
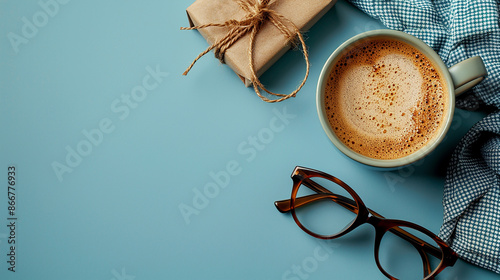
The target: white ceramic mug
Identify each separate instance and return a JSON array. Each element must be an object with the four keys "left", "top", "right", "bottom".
[{"left": 317, "top": 29, "right": 487, "bottom": 168}]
